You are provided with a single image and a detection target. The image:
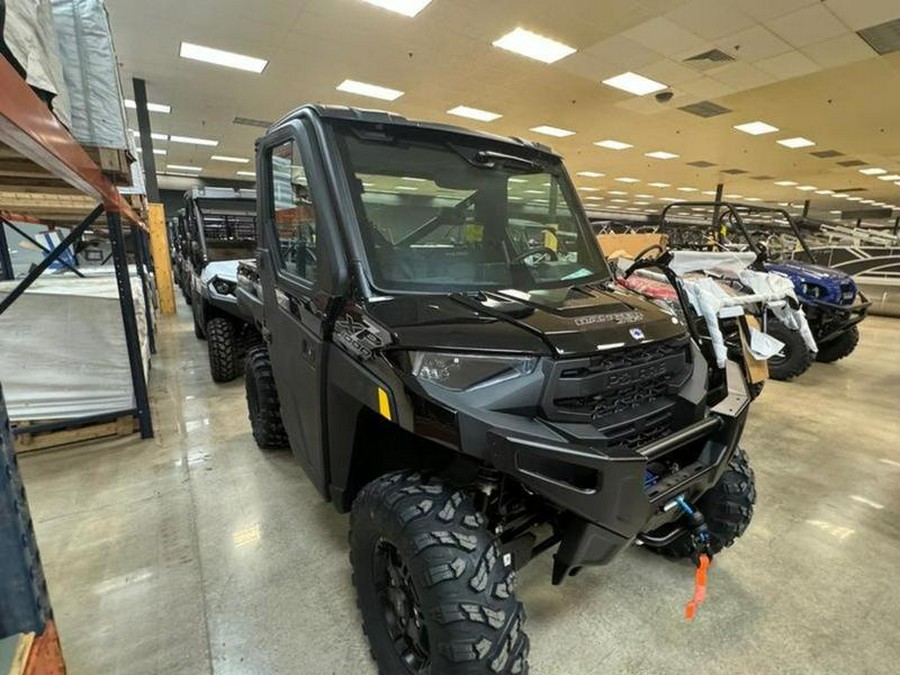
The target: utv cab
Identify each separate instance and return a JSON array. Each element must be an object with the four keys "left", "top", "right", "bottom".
[
  {"left": 183, "top": 187, "right": 261, "bottom": 381},
  {"left": 239, "top": 105, "right": 758, "bottom": 674}
]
